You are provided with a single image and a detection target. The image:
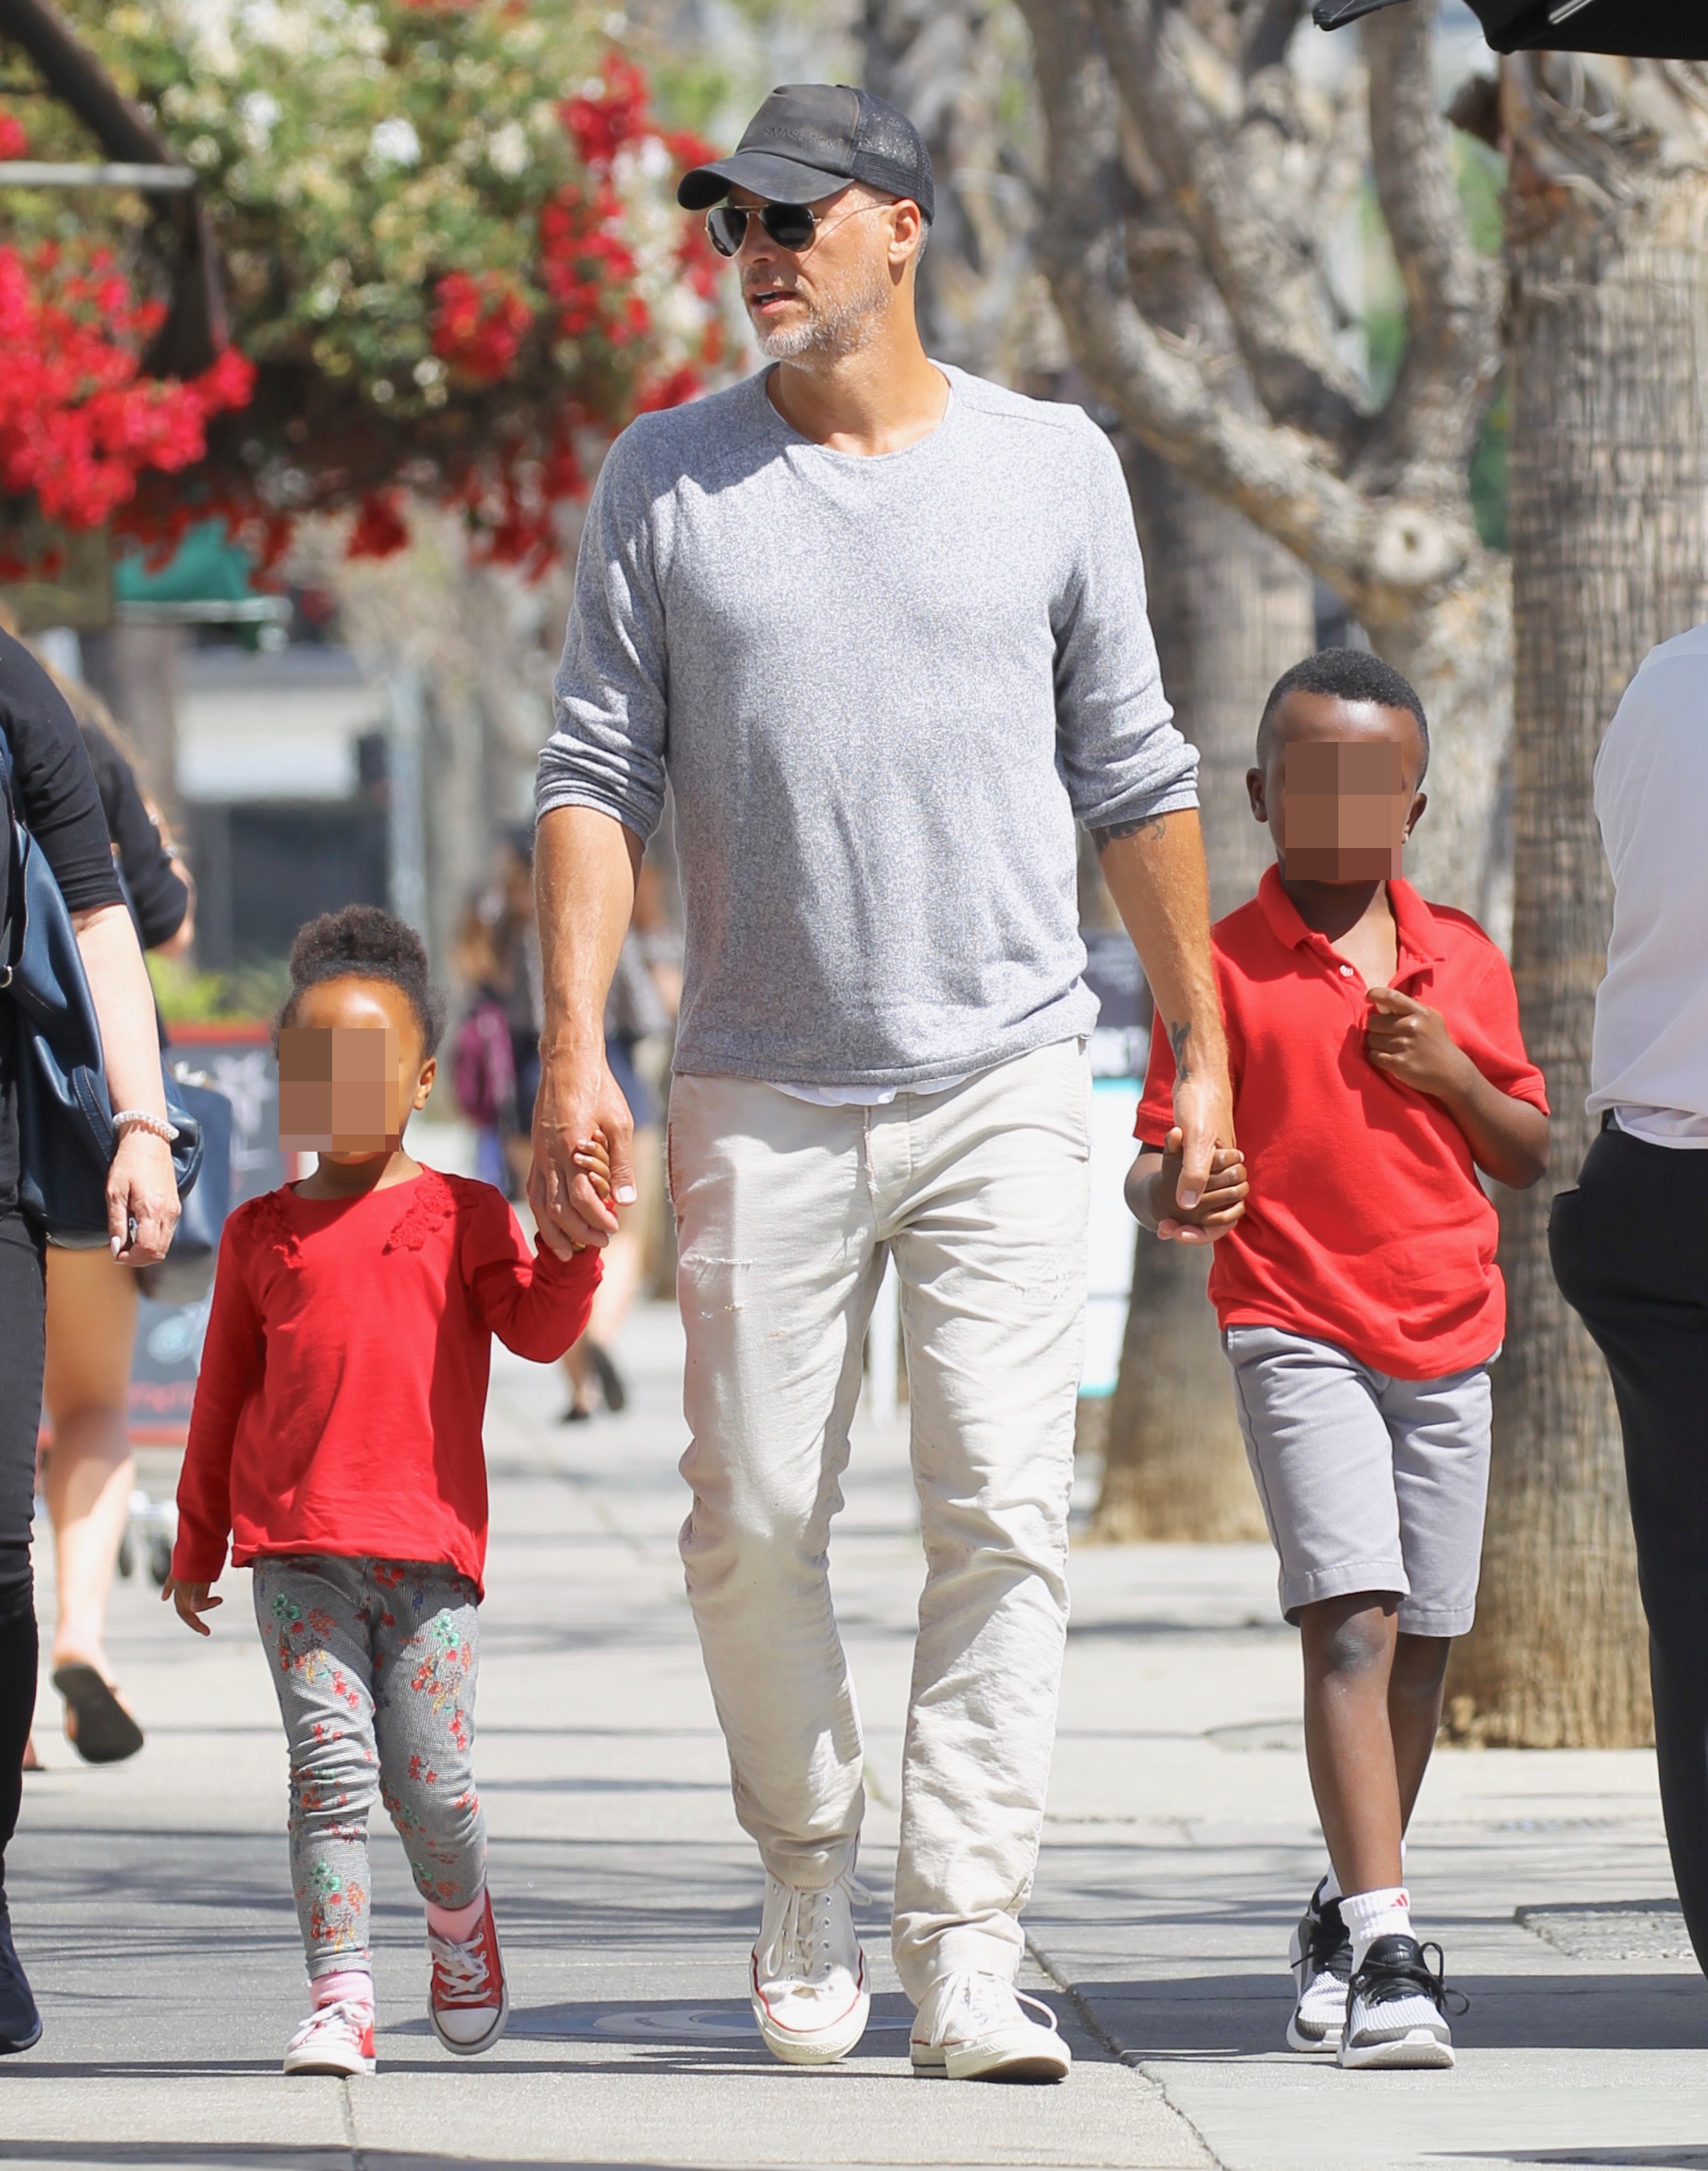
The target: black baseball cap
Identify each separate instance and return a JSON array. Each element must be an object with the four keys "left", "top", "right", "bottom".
[{"left": 677, "top": 83, "right": 934, "bottom": 223}]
